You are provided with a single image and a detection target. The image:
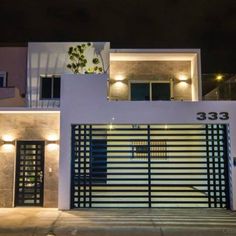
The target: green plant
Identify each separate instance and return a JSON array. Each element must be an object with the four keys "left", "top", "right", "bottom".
[{"left": 67, "top": 43, "right": 103, "bottom": 74}]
